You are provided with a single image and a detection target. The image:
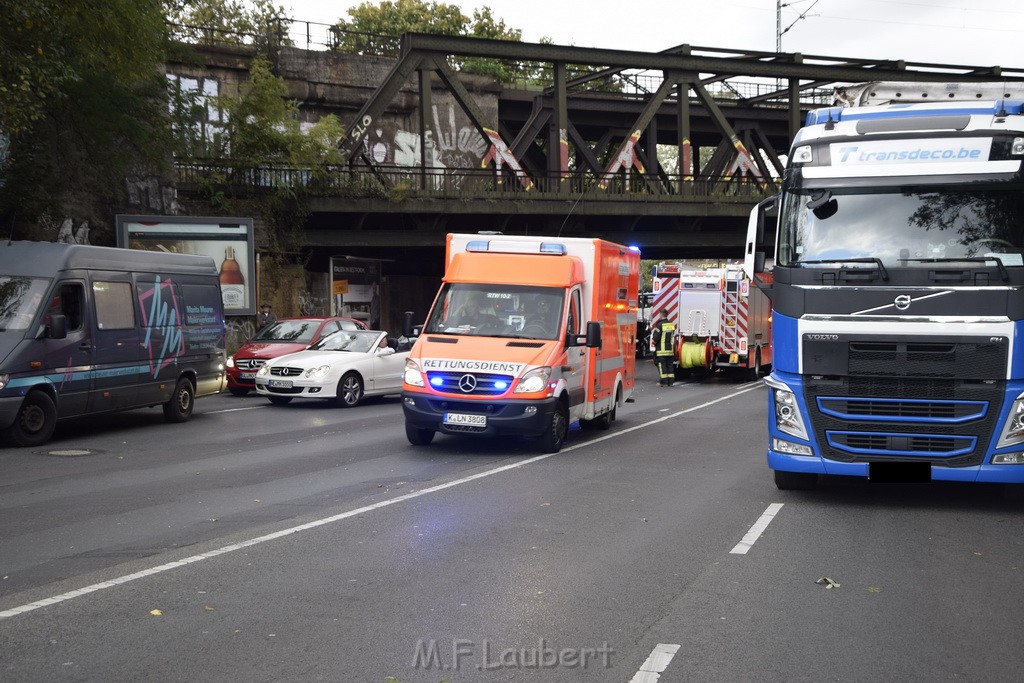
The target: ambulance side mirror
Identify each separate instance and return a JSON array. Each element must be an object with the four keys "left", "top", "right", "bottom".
[{"left": 567, "top": 321, "right": 602, "bottom": 348}]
